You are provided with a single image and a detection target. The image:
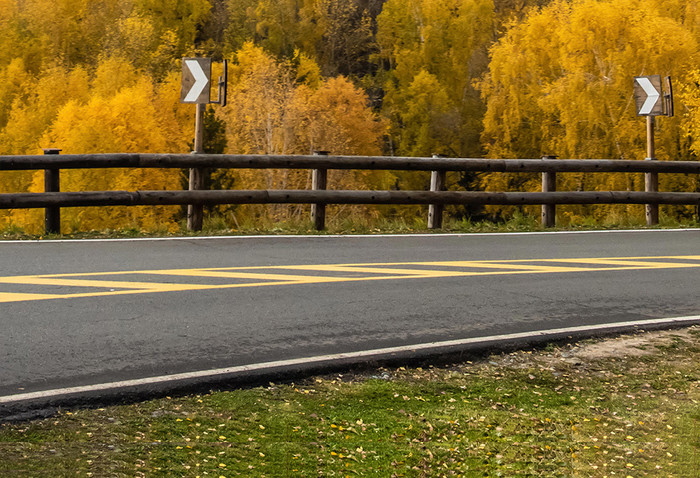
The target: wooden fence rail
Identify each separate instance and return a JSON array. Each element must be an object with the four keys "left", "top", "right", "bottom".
[
  {"left": 1, "top": 152, "right": 699, "bottom": 234},
  {"left": 2, "top": 189, "right": 698, "bottom": 208},
  {"left": 3, "top": 153, "right": 700, "bottom": 173}
]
